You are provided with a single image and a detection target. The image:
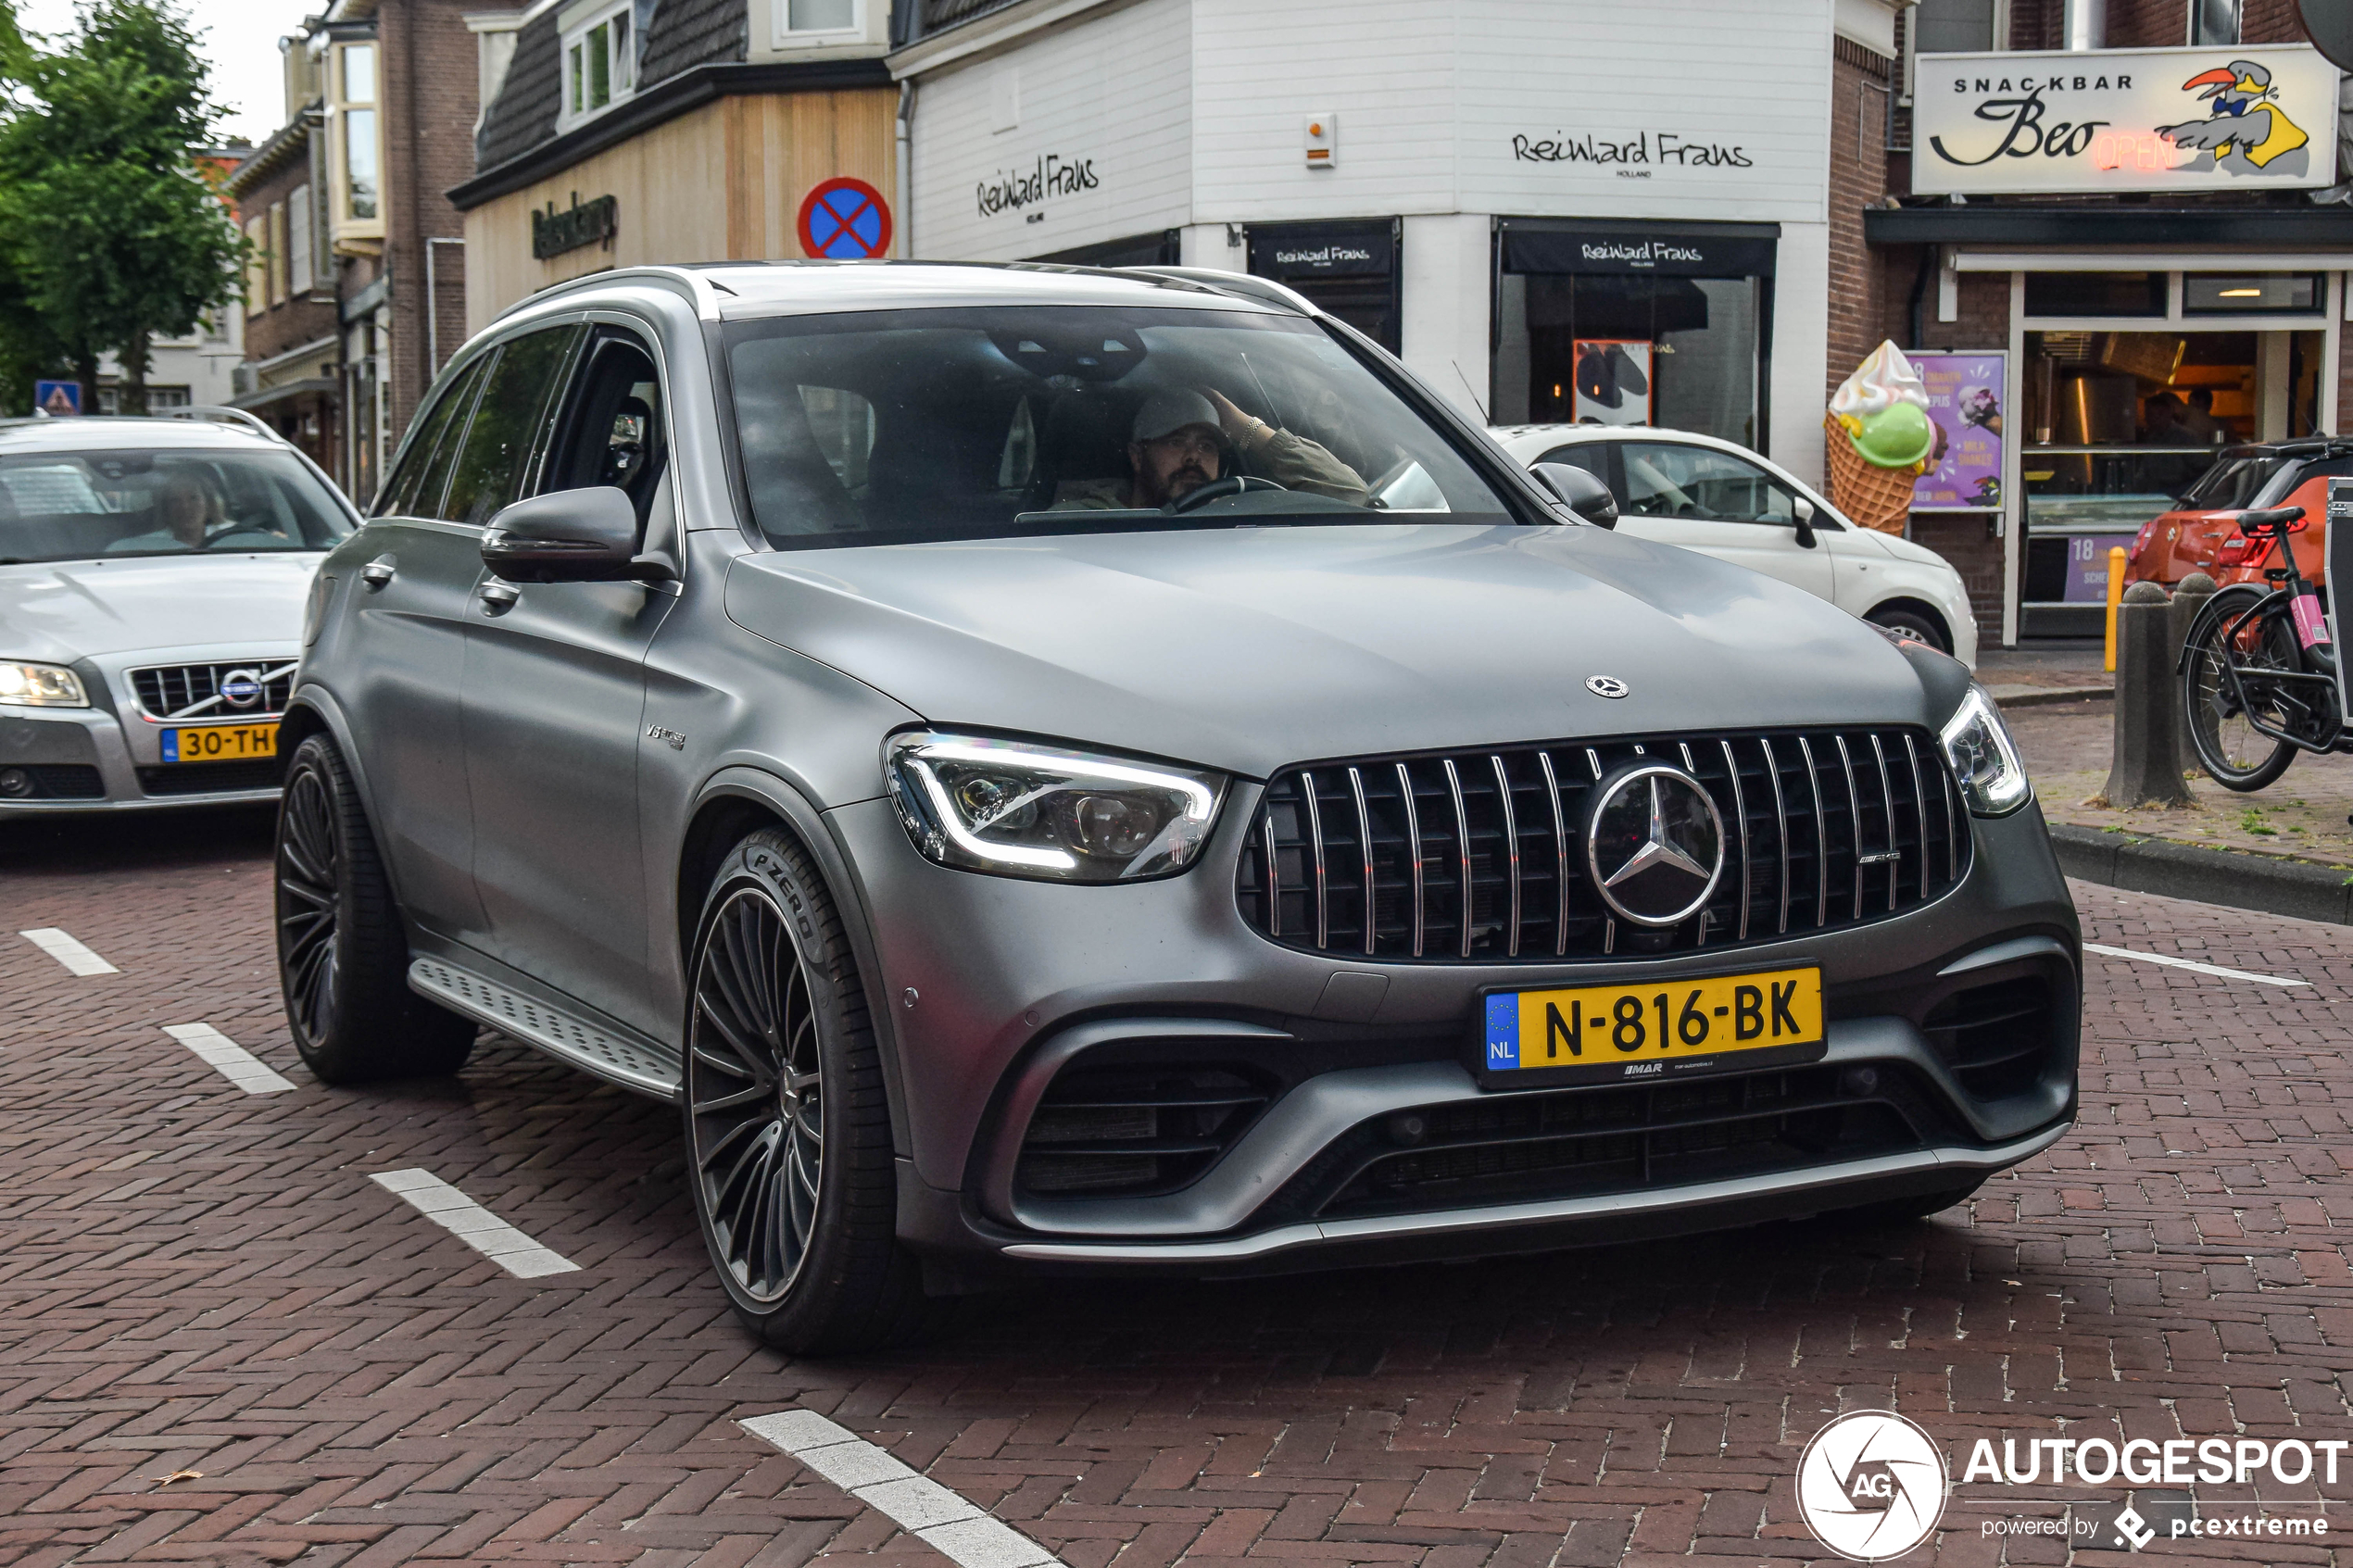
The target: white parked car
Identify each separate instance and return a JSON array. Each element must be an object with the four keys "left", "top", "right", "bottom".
[
  {"left": 1491, "top": 424, "right": 1979, "bottom": 667},
  {"left": 0, "top": 410, "right": 356, "bottom": 814}
]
